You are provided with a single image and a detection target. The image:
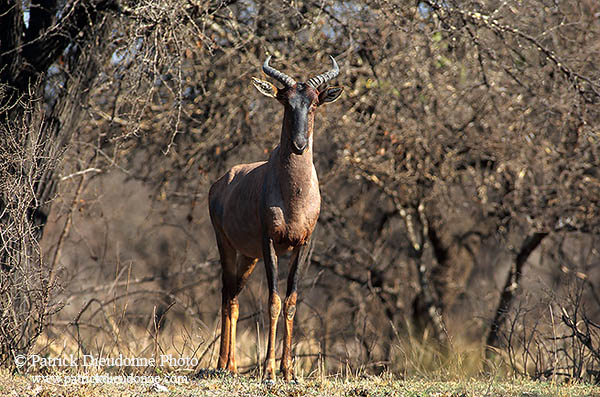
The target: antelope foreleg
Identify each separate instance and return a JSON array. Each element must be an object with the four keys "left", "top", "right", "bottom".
[
  {"left": 281, "top": 291, "right": 297, "bottom": 381},
  {"left": 263, "top": 237, "right": 280, "bottom": 381},
  {"left": 281, "top": 242, "right": 309, "bottom": 381}
]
